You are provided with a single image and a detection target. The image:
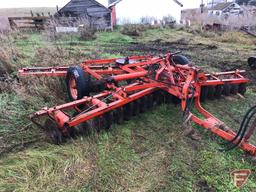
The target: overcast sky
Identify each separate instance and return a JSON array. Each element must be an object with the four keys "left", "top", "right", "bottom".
[{"left": 0, "top": 0, "right": 203, "bottom": 9}]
